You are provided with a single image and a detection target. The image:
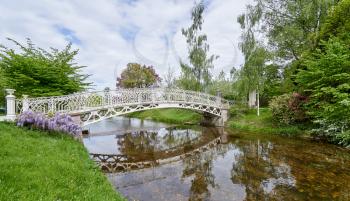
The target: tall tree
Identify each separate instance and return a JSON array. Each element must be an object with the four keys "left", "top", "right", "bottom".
[
  {"left": 178, "top": 1, "right": 218, "bottom": 92},
  {"left": 241, "top": 0, "right": 338, "bottom": 62},
  {"left": 238, "top": 45, "right": 268, "bottom": 115},
  {"left": 260, "top": 64, "right": 283, "bottom": 105},
  {"left": 296, "top": 0, "right": 350, "bottom": 146},
  {"left": 238, "top": 0, "right": 339, "bottom": 92},
  {"left": 116, "top": 63, "right": 161, "bottom": 88},
  {"left": 0, "top": 38, "right": 91, "bottom": 100},
  {"left": 237, "top": 2, "right": 271, "bottom": 115}
]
